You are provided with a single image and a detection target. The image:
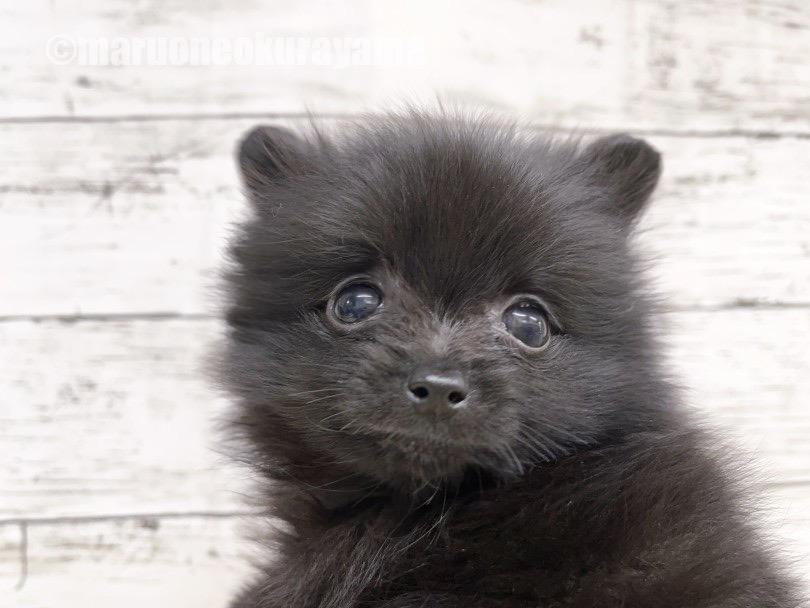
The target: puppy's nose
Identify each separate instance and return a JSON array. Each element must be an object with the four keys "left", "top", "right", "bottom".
[{"left": 406, "top": 366, "right": 468, "bottom": 418}]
